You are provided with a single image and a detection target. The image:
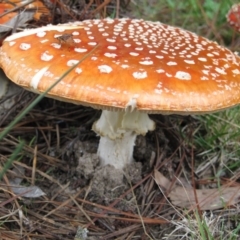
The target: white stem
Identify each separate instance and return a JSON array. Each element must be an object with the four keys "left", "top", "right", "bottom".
[
  {"left": 98, "top": 132, "right": 136, "bottom": 169},
  {"left": 92, "top": 110, "right": 155, "bottom": 169}
]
